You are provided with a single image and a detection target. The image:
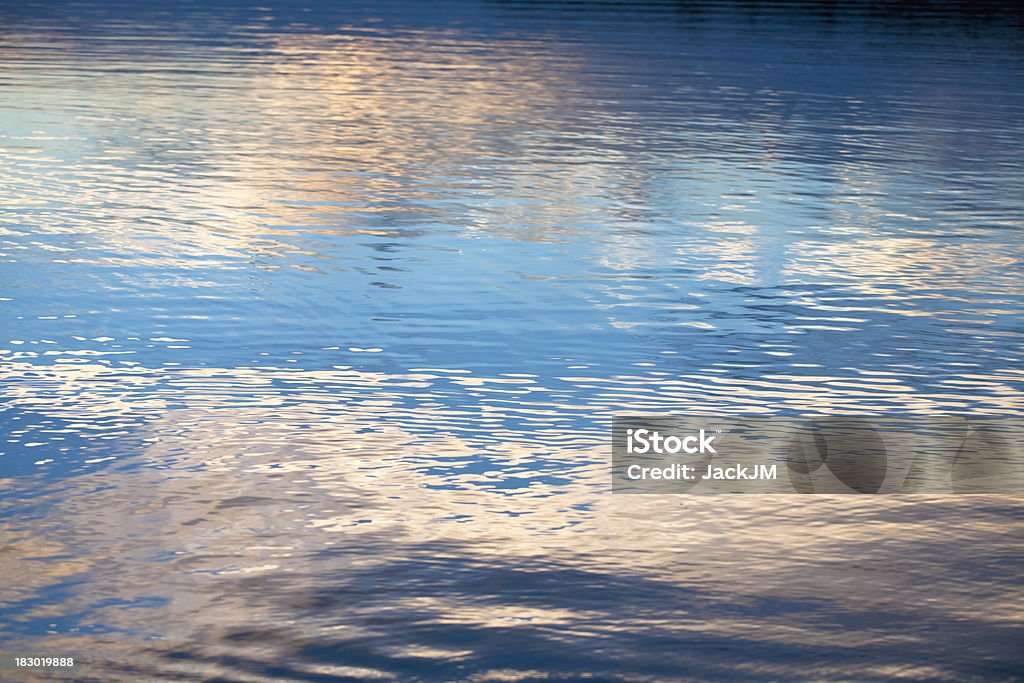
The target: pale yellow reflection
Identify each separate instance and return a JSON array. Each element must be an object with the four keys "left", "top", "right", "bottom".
[
  {"left": 0, "top": 27, "right": 618, "bottom": 273},
  {"left": 784, "top": 237, "right": 1023, "bottom": 298},
  {"left": 1, "top": 361, "right": 1021, "bottom": 682}
]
